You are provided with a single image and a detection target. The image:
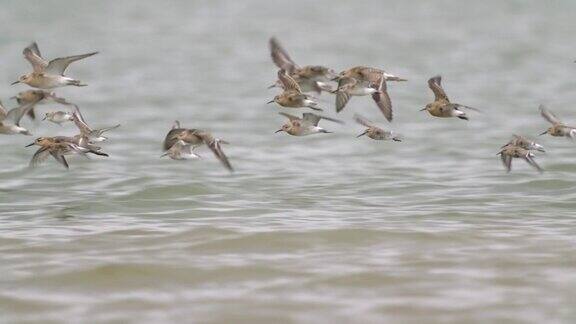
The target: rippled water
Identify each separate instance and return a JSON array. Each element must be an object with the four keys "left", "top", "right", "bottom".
[{"left": 1, "top": 1, "right": 576, "bottom": 323}]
